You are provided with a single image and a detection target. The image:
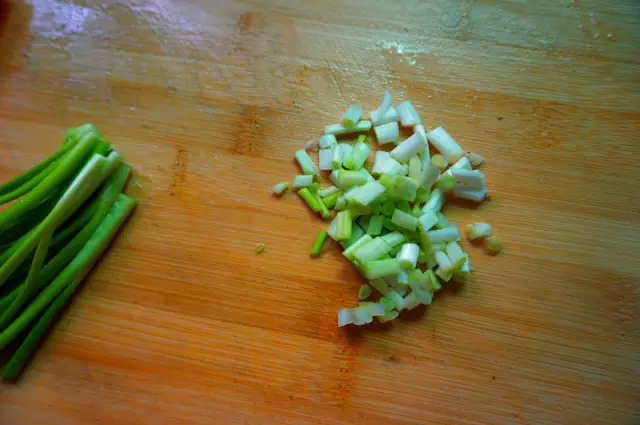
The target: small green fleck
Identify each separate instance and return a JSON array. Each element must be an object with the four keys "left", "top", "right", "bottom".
[{"left": 255, "top": 243, "right": 265, "bottom": 254}]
